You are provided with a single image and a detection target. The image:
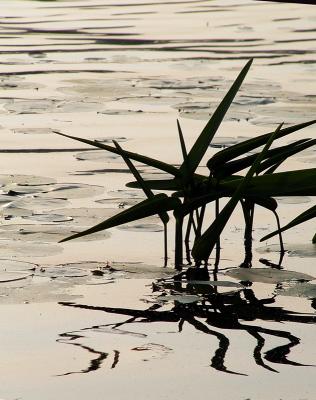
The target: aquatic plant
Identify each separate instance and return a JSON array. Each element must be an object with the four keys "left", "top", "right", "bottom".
[{"left": 55, "top": 59, "right": 316, "bottom": 270}]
